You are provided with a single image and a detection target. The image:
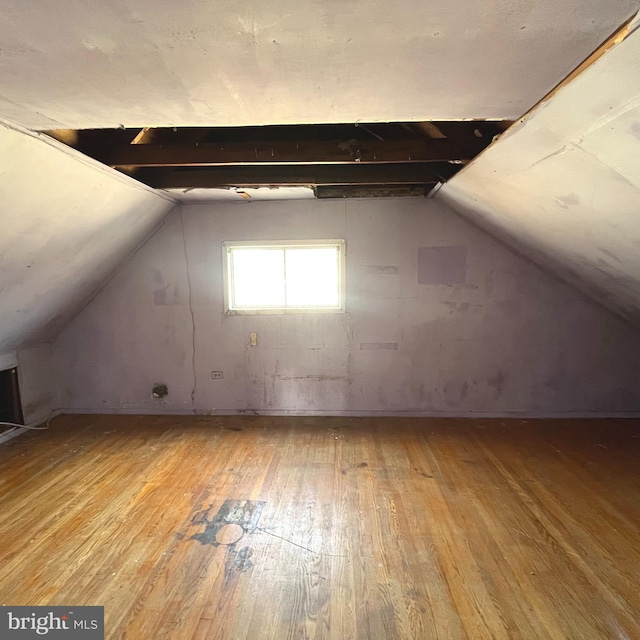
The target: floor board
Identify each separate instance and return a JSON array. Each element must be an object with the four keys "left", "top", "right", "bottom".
[{"left": 0, "top": 415, "right": 638, "bottom": 639}]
